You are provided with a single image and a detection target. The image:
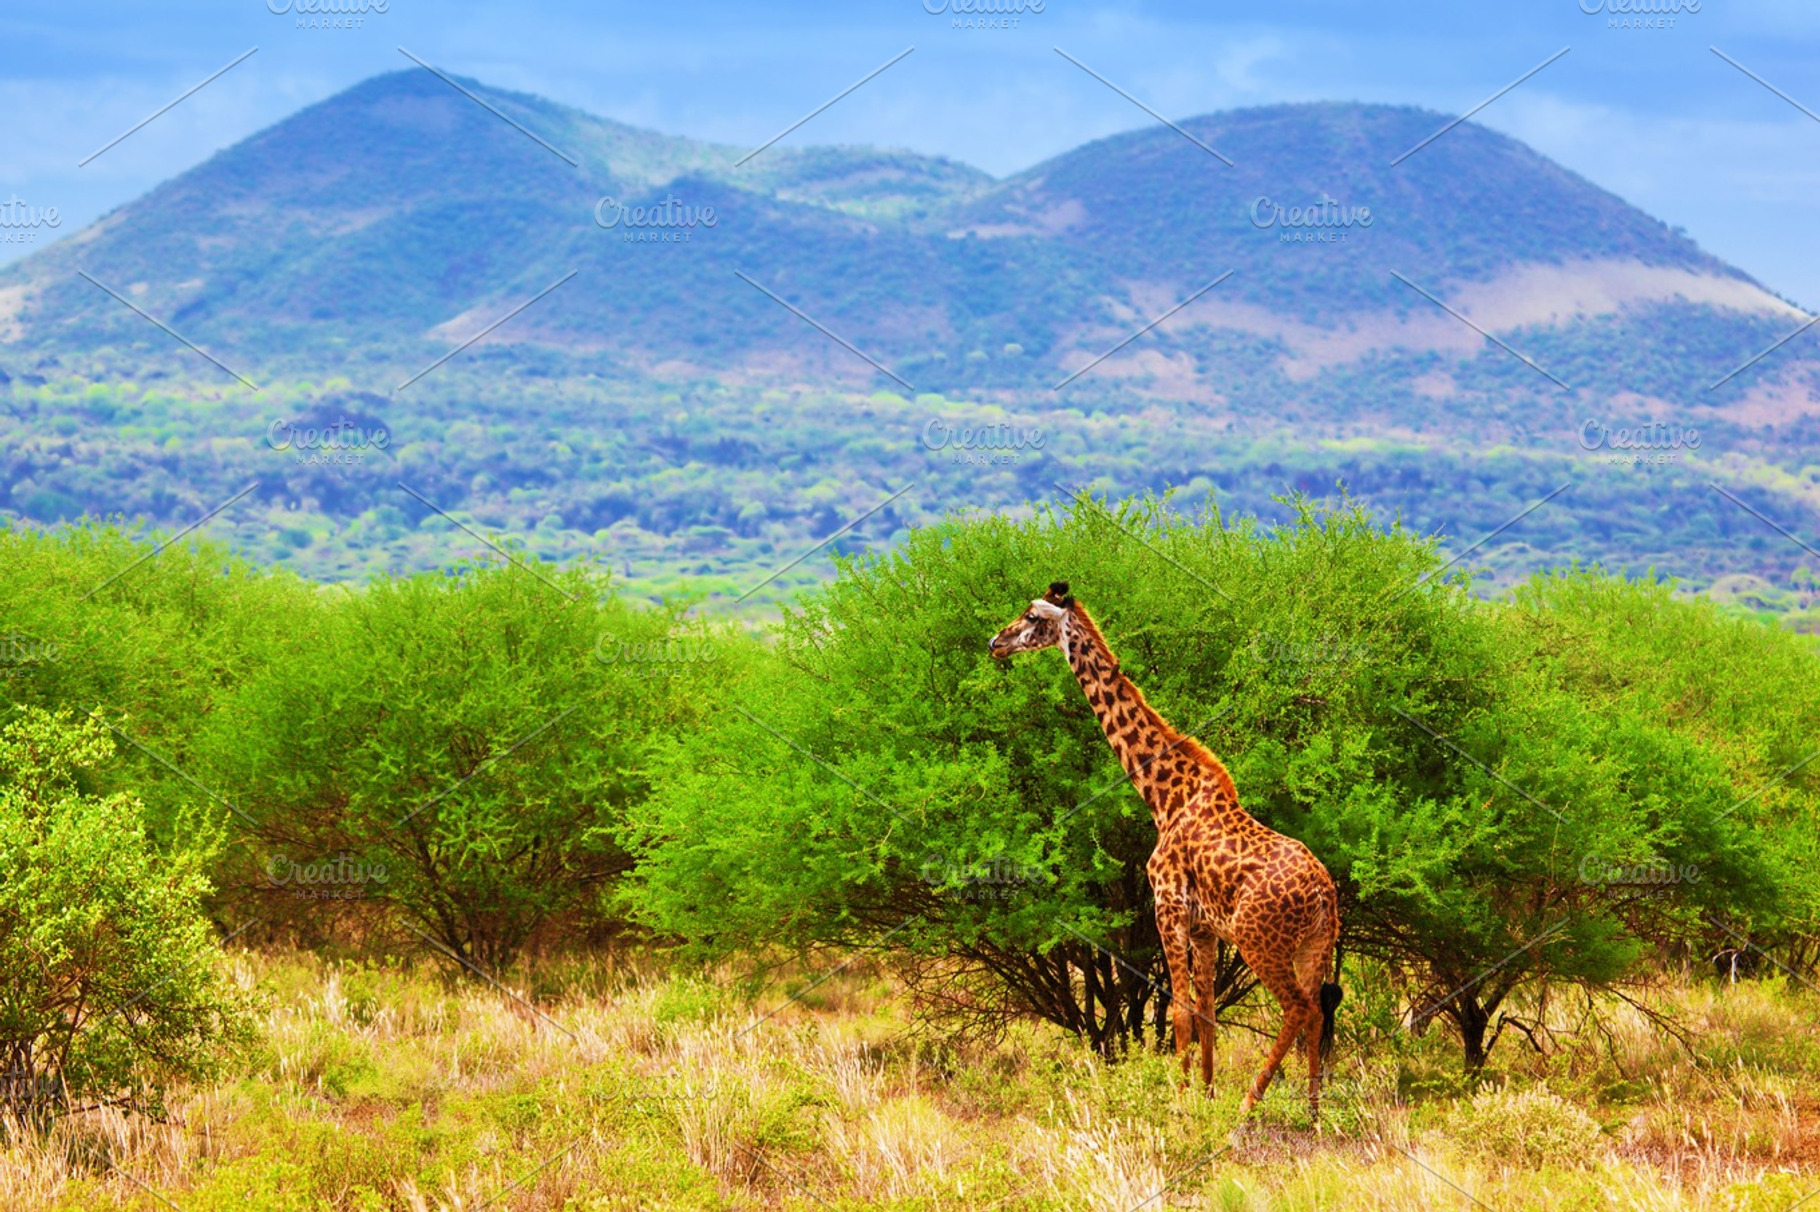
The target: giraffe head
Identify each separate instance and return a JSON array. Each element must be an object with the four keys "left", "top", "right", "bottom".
[{"left": 988, "top": 582, "right": 1074, "bottom": 658}]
